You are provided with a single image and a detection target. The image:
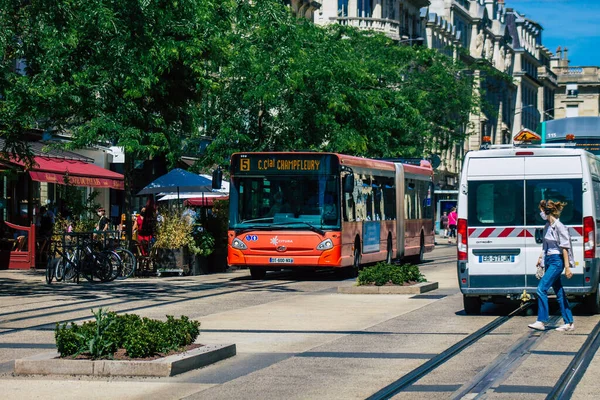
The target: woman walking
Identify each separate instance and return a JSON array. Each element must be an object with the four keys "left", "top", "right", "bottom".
[
  {"left": 528, "top": 200, "right": 575, "bottom": 332},
  {"left": 440, "top": 211, "right": 449, "bottom": 238},
  {"left": 448, "top": 207, "right": 457, "bottom": 243}
]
